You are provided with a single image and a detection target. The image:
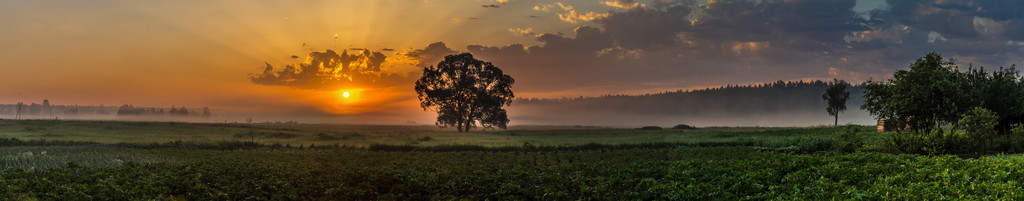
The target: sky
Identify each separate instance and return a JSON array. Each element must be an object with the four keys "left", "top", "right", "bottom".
[{"left": 1, "top": 0, "right": 1023, "bottom": 125}]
